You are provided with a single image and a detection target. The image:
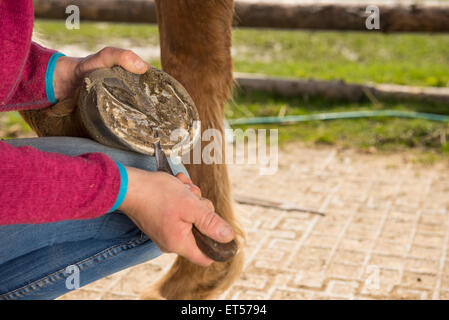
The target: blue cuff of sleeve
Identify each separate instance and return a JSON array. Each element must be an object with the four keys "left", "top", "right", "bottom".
[
  {"left": 45, "top": 52, "right": 66, "bottom": 104},
  {"left": 108, "top": 161, "right": 129, "bottom": 213}
]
